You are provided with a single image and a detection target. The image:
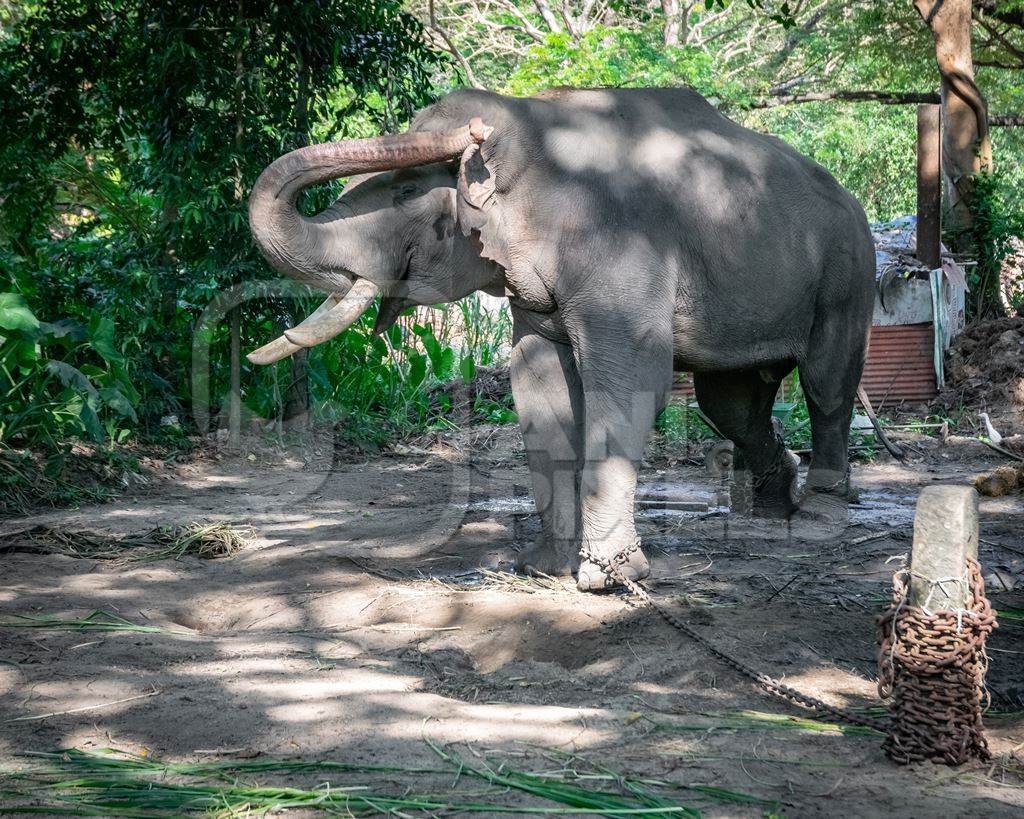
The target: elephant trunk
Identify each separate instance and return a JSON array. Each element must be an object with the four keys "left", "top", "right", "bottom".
[
  {"left": 248, "top": 120, "right": 492, "bottom": 288},
  {"left": 246, "top": 118, "right": 492, "bottom": 365}
]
